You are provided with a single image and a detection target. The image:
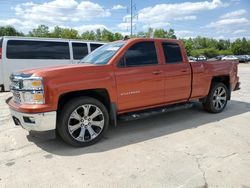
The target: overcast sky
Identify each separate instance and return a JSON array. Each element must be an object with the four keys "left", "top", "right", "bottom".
[{"left": 0, "top": 0, "right": 249, "bottom": 39}]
